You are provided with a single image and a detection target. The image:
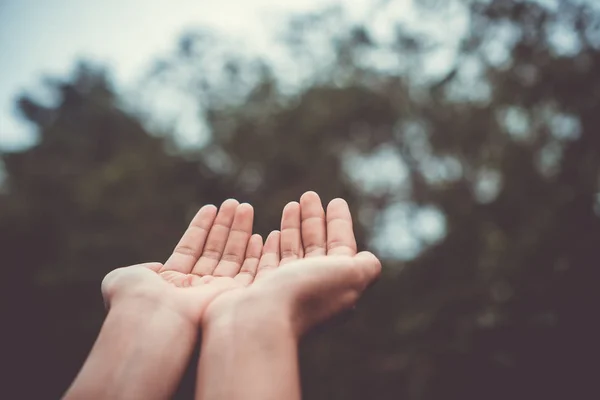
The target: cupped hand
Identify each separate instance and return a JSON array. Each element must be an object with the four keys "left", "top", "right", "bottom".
[
  {"left": 203, "top": 192, "right": 382, "bottom": 336},
  {"left": 101, "top": 199, "right": 263, "bottom": 326}
]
